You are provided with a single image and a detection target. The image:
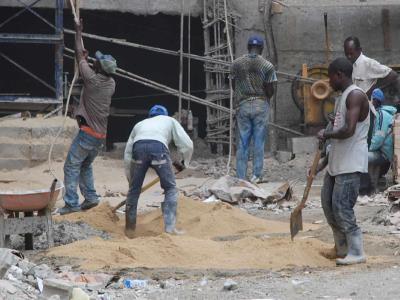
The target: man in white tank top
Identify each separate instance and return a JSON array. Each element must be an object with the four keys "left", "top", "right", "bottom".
[{"left": 316, "top": 58, "right": 370, "bottom": 266}]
